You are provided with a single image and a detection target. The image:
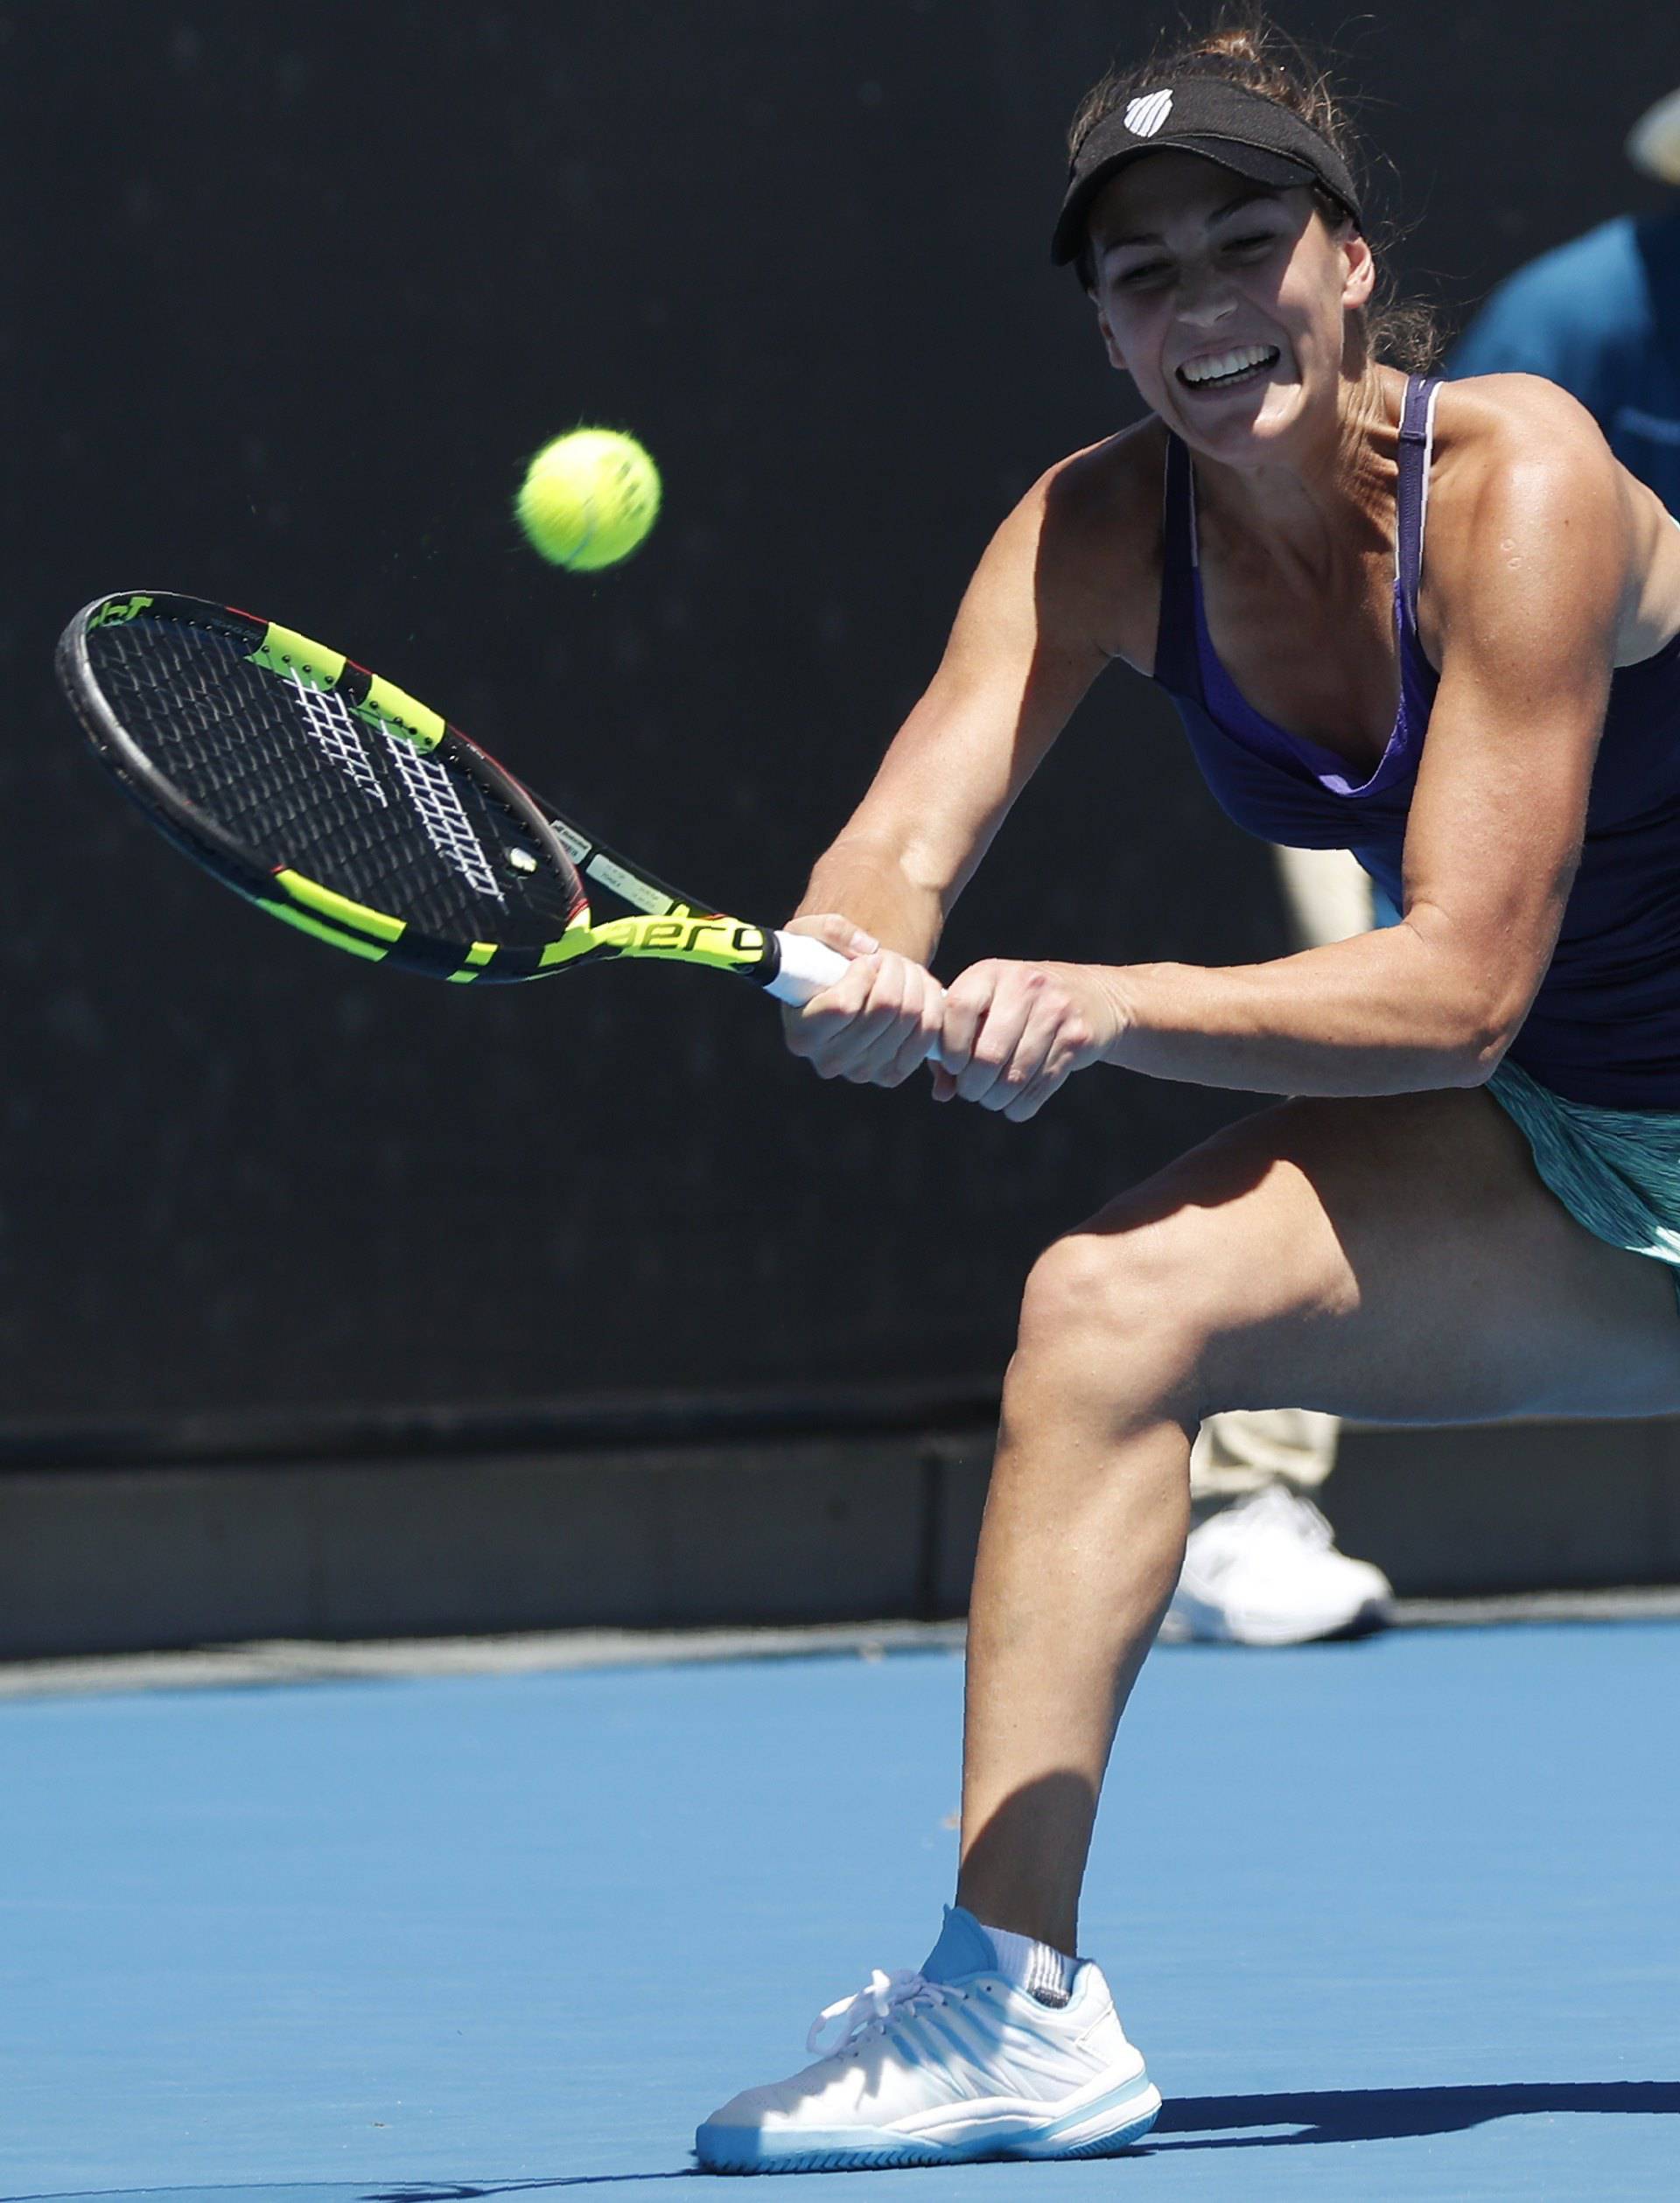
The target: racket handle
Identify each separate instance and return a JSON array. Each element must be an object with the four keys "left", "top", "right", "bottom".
[
  {"left": 766, "top": 929, "right": 949, "bottom": 1071},
  {"left": 764, "top": 929, "right": 852, "bottom": 1004}
]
